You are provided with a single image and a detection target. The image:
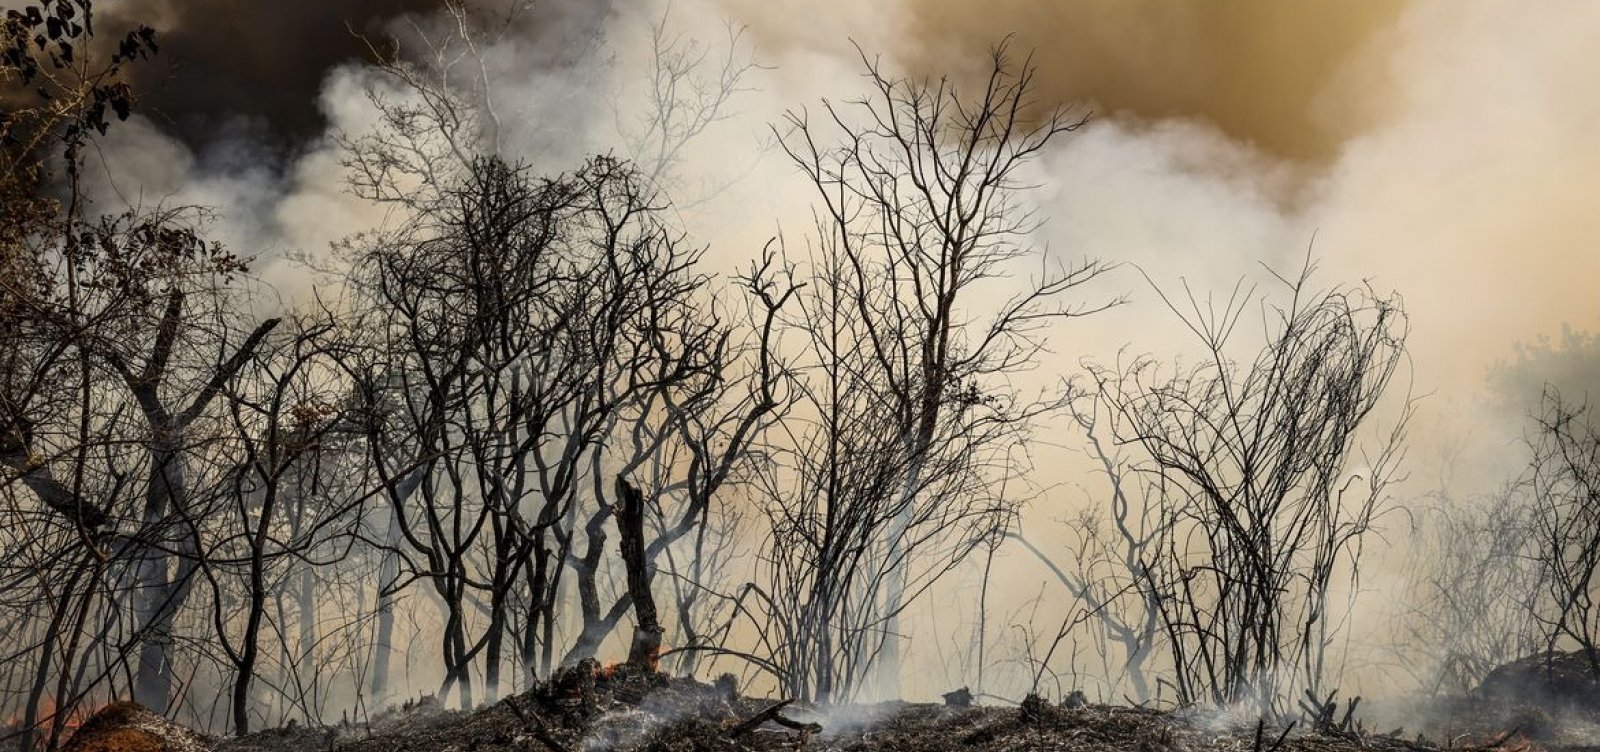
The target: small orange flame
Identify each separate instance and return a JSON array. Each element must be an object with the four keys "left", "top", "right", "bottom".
[
  {"left": 594, "top": 643, "right": 671, "bottom": 679},
  {"left": 1459, "top": 730, "right": 1544, "bottom": 752},
  {"left": 2, "top": 697, "right": 96, "bottom": 734},
  {"left": 645, "top": 644, "right": 671, "bottom": 673}
]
